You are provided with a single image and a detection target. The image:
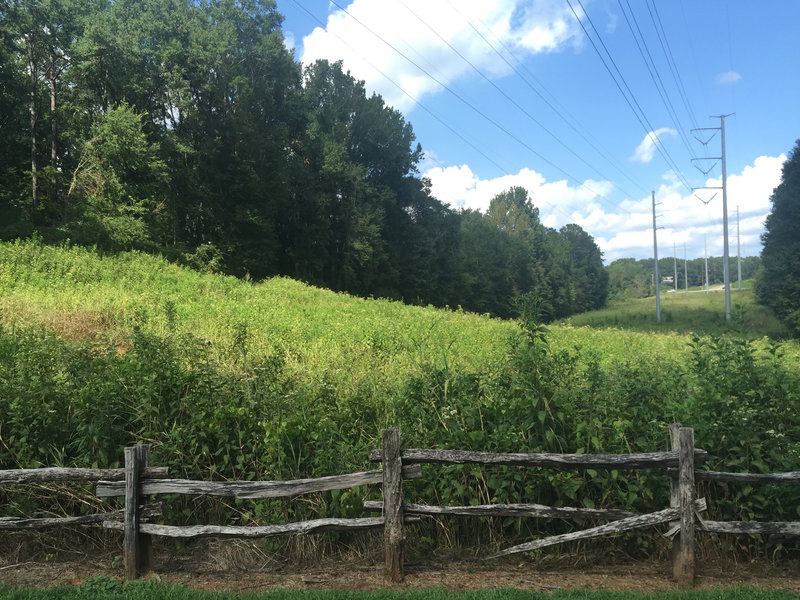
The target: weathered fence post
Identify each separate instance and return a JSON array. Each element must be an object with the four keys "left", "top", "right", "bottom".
[
  {"left": 668, "top": 423, "right": 681, "bottom": 569},
  {"left": 124, "top": 444, "right": 152, "bottom": 580},
  {"left": 673, "top": 427, "right": 695, "bottom": 586},
  {"left": 382, "top": 428, "right": 404, "bottom": 583}
]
